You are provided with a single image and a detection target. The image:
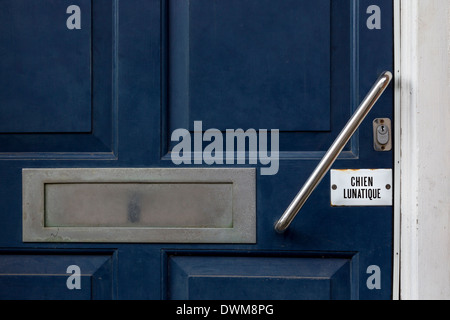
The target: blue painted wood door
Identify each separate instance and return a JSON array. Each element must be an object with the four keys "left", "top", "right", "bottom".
[{"left": 0, "top": 0, "right": 394, "bottom": 300}]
